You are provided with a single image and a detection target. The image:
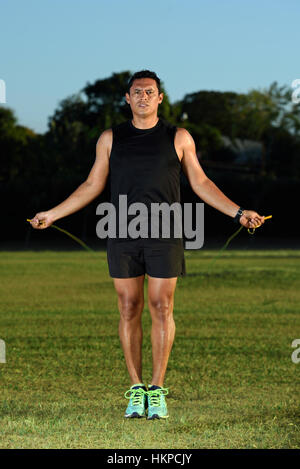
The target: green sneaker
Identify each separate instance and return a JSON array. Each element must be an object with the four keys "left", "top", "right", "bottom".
[
  {"left": 147, "top": 385, "right": 169, "bottom": 420},
  {"left": 124, "top": 384, "right": 147, "bottom": 418}
]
